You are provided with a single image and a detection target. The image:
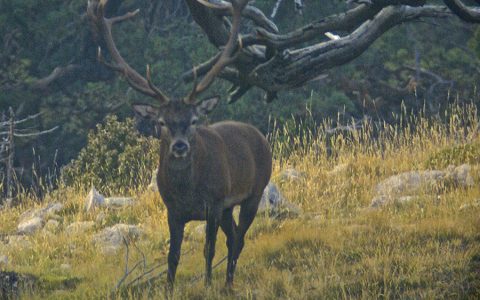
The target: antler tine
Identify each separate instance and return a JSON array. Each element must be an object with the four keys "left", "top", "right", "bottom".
[
  {"left": 146, "top": 65, "right": 170, "bottom": 103},
  {"left": 188, "top": 0, "right": 249, "bottom": 102},
  {"left": 87, "top": 0, "right": 169, "bottom": 104}
]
